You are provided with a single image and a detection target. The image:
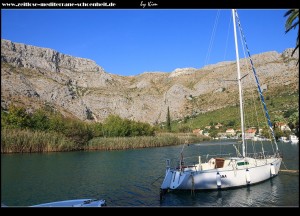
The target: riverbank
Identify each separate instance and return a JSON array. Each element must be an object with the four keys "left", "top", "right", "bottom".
[
  {"left": 86, "top": 133, "right": 210, "bottom": 151},
  {"left": 1, "top": 128, "right": 210, "bottom": 153}
]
